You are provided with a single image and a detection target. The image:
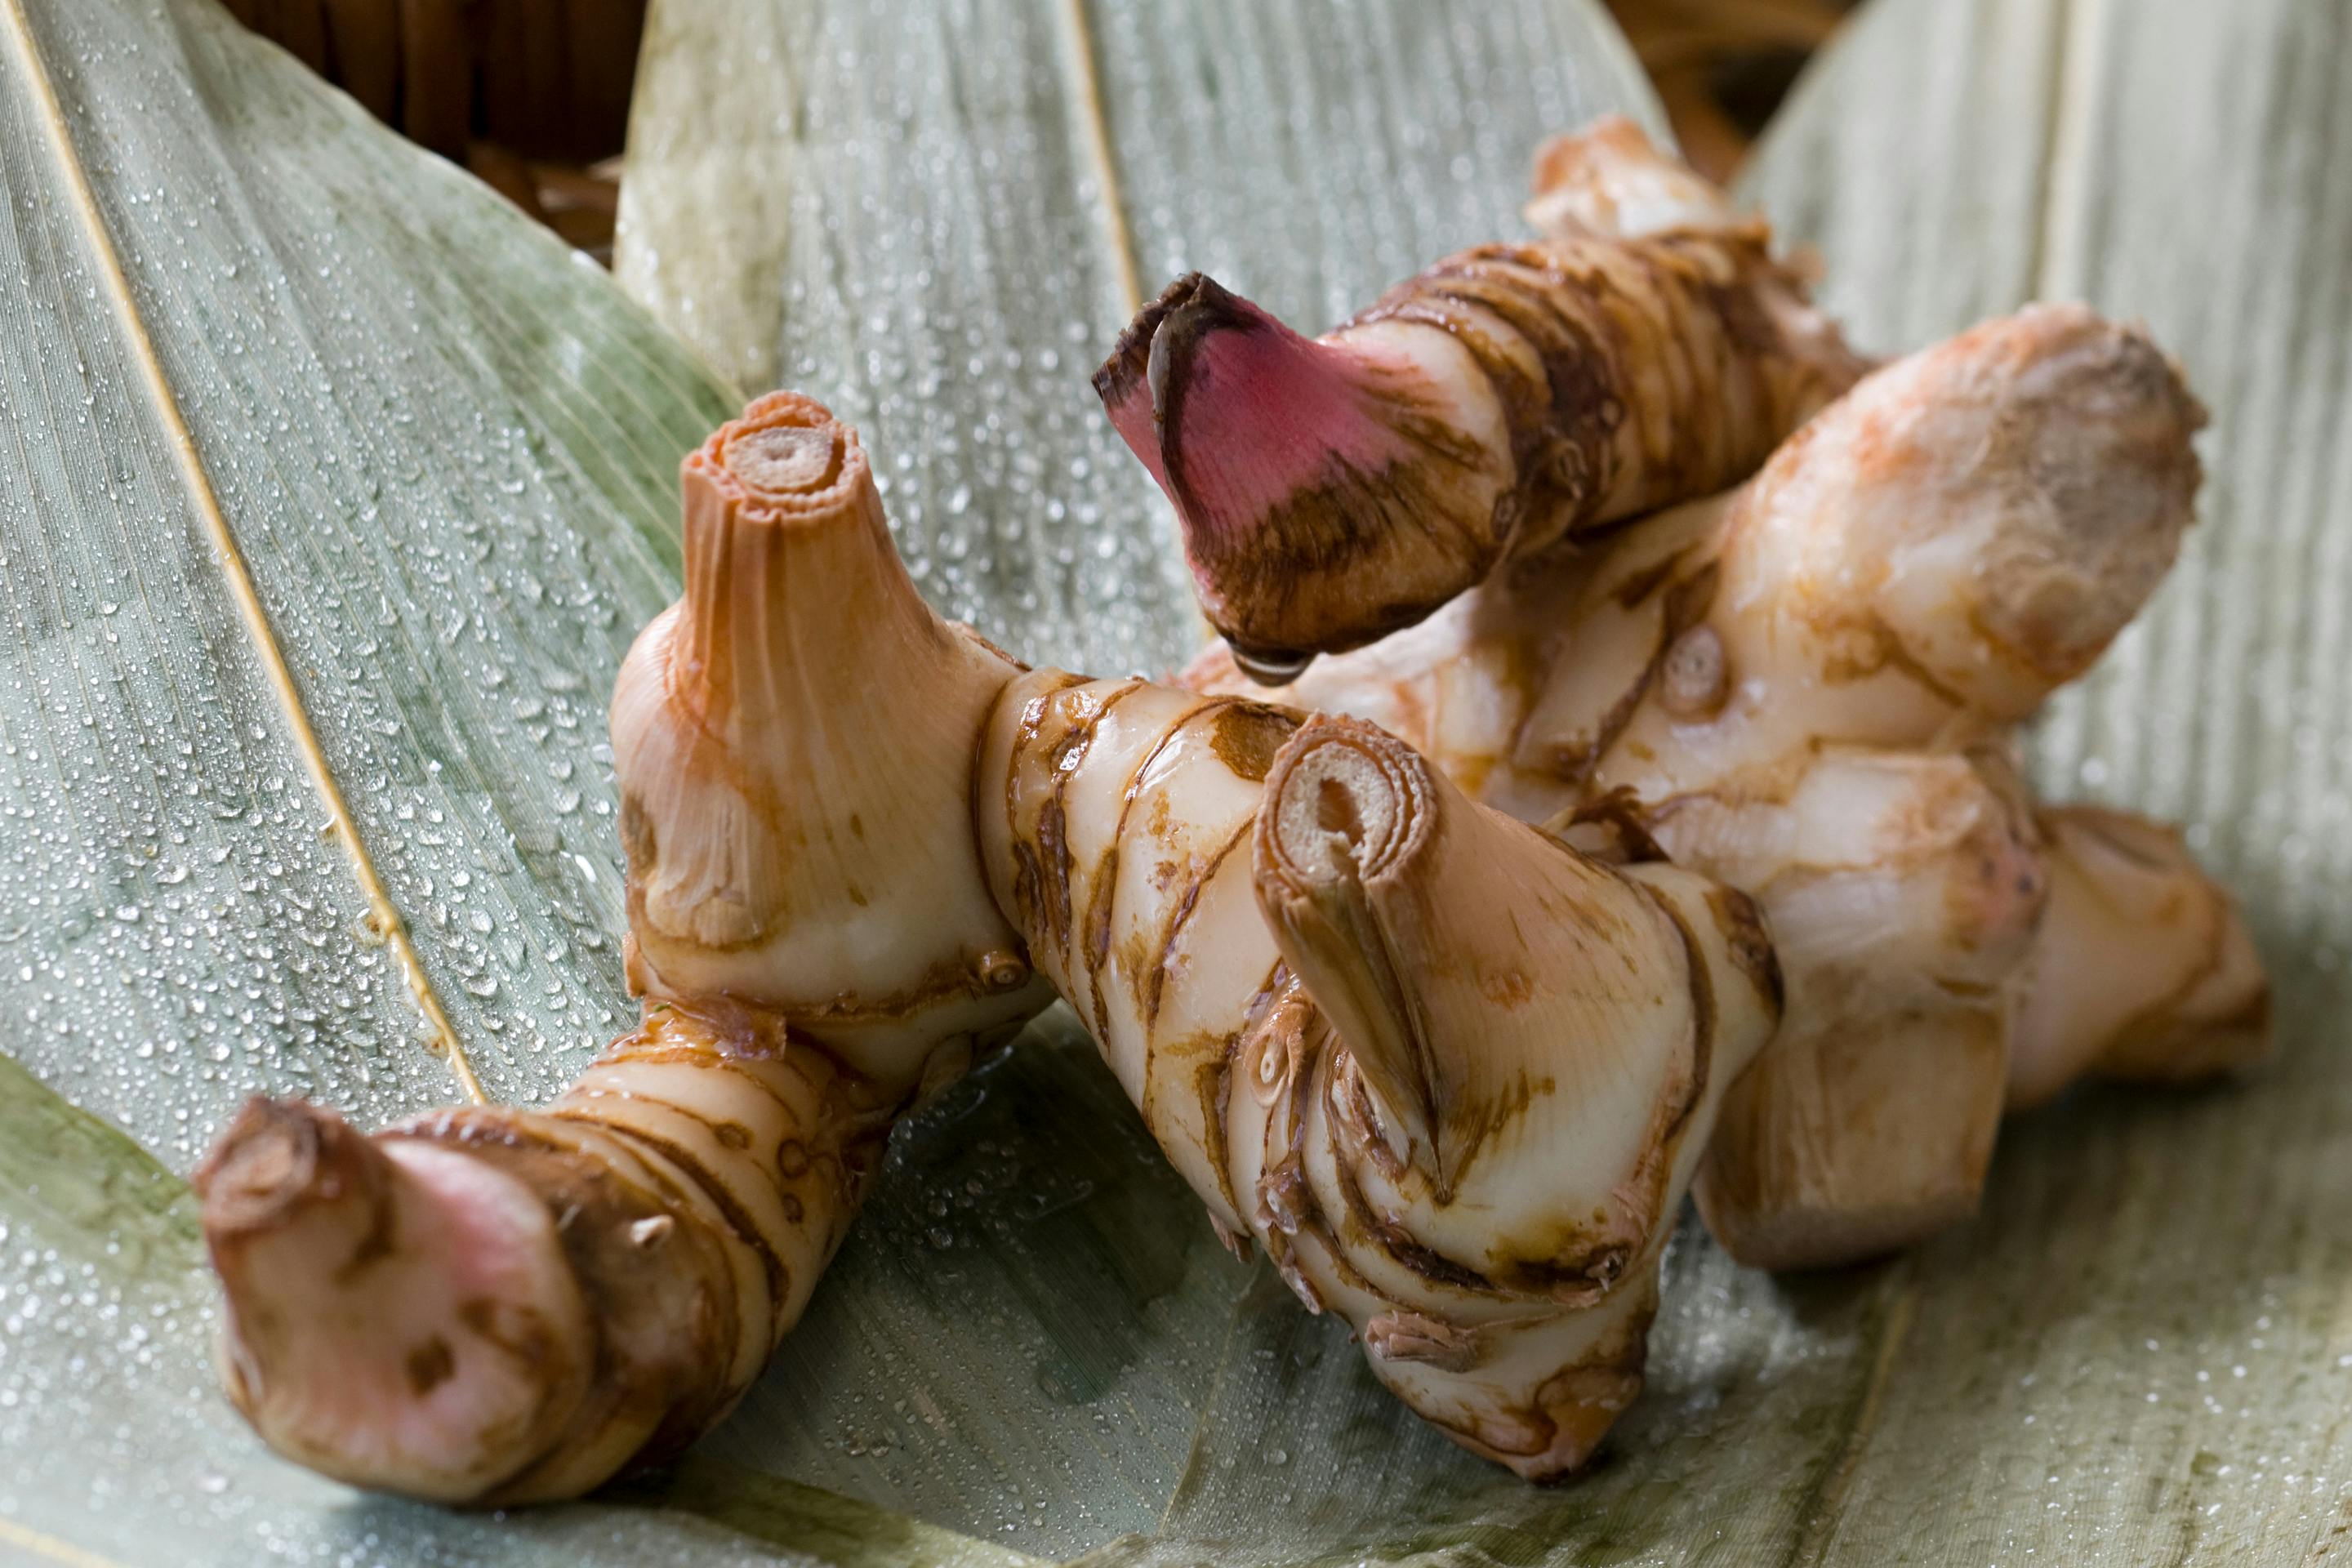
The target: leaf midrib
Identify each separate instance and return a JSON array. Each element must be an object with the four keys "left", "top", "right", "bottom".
[
  {"left": 0, "top": 1514, "right": 132, "bottom": 1568},
  {"left": 1055, "top": 0, "right": 1143, "bottom": 321}
]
